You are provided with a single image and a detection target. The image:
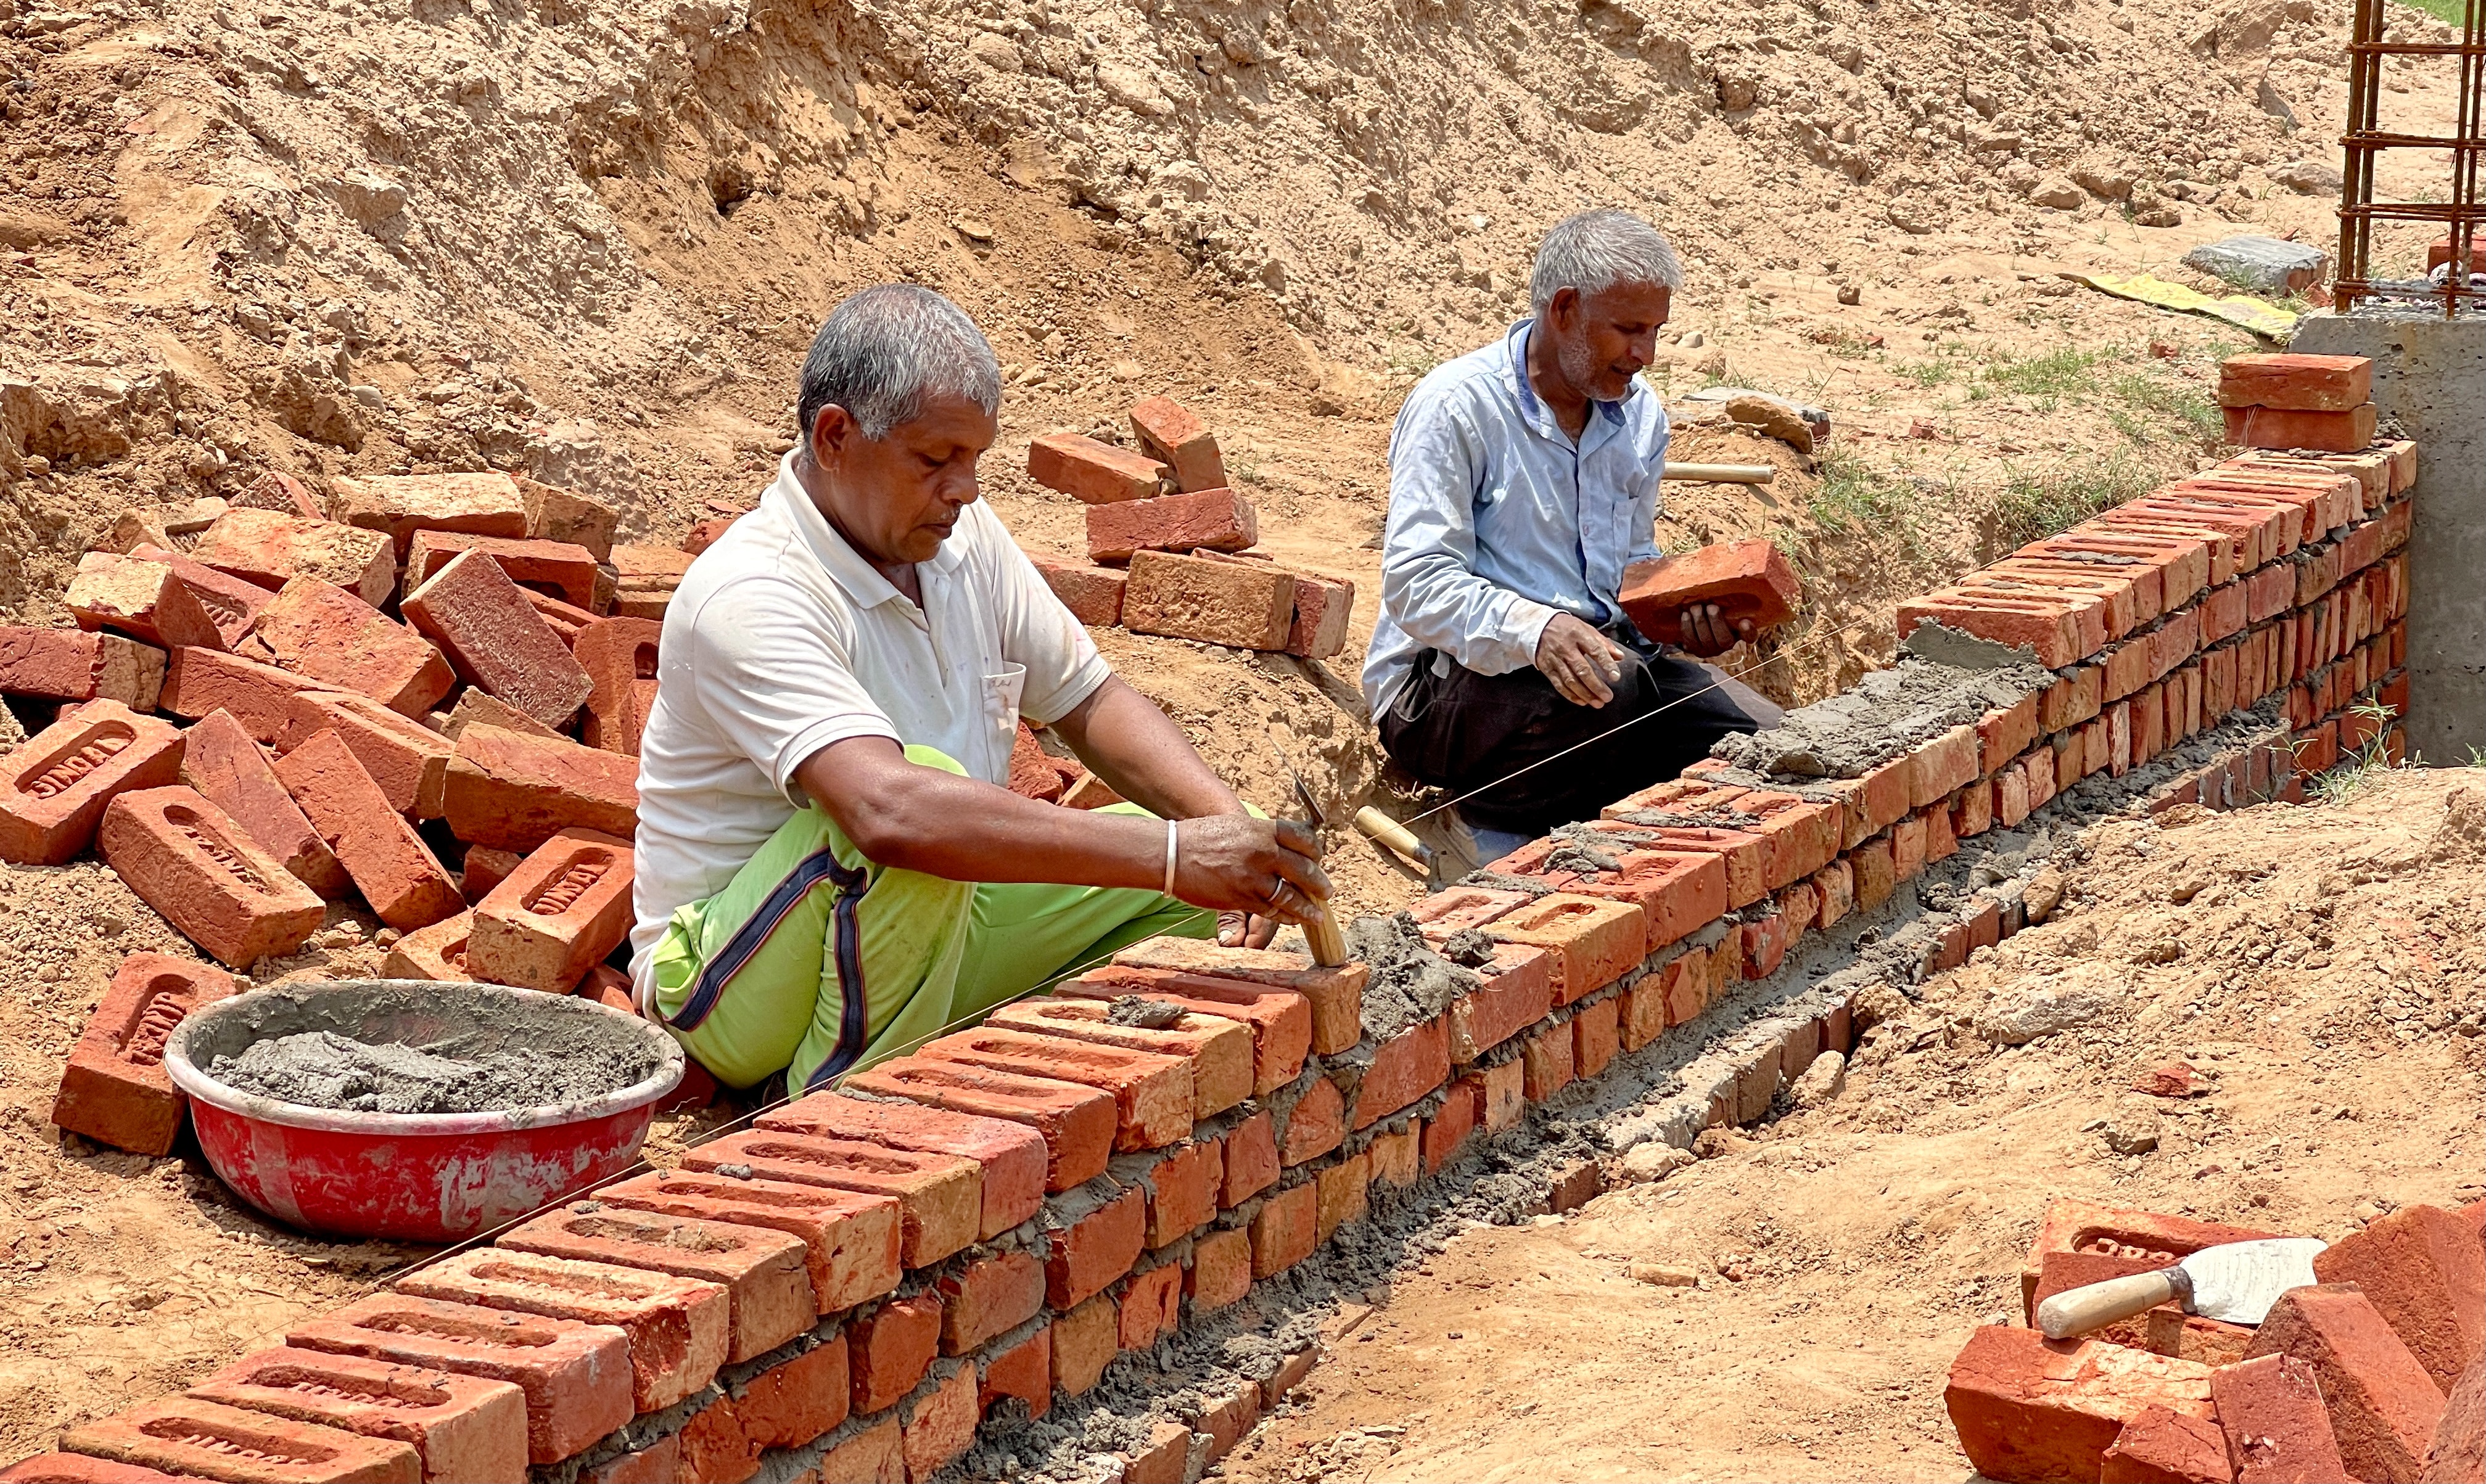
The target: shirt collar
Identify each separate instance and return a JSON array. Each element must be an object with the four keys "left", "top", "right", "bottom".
[
  {"left": 763, "top": 453, "right": 965, "bottom": 608},
  {"left": 1499, "top": 317, "right": 1637, "bottom": 440}
]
